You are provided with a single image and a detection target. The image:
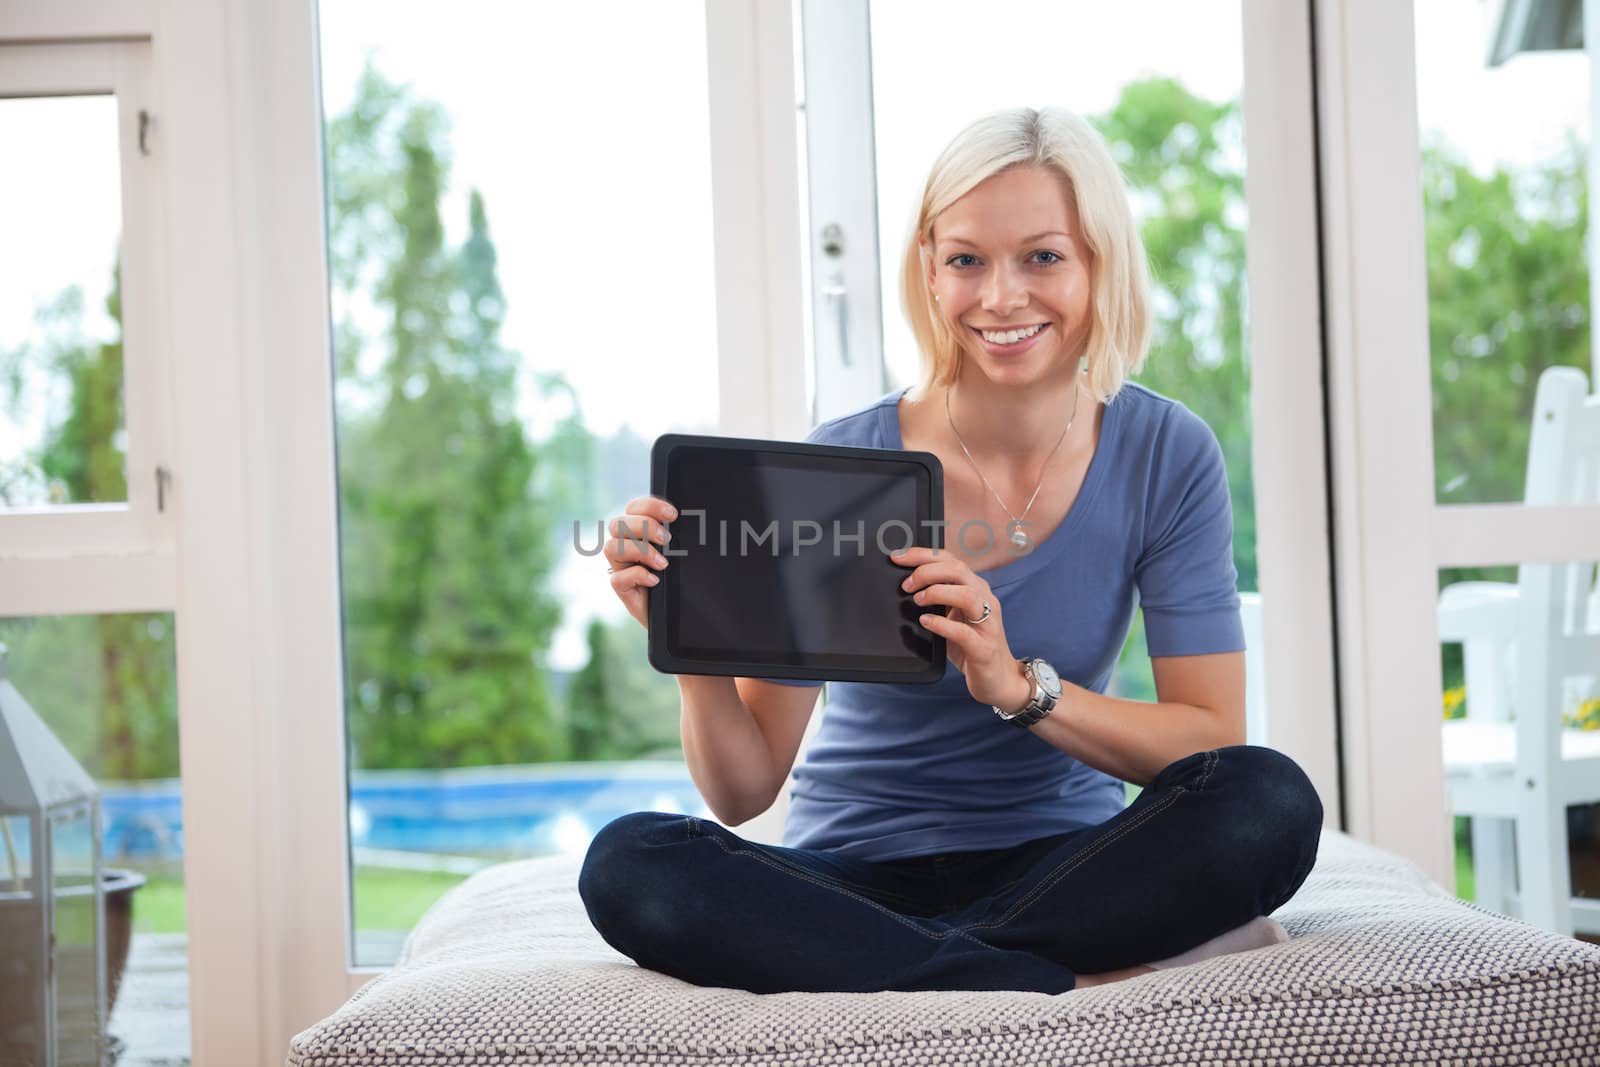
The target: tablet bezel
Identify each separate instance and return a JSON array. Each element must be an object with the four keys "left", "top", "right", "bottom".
[{"left": 646, "top": 432, "right": 946, "bottom": 684}]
